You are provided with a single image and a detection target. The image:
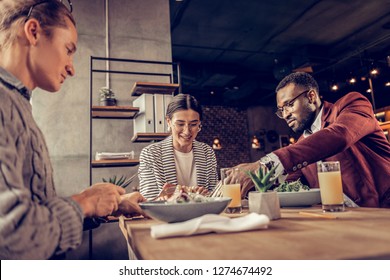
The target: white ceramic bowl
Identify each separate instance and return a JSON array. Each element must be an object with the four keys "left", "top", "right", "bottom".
[
  {"left": 277, "top": 189, "right": 321, "bottom": 207},
  {"left": 140, "top": 197, "right": 231, "bottom": 223}
]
